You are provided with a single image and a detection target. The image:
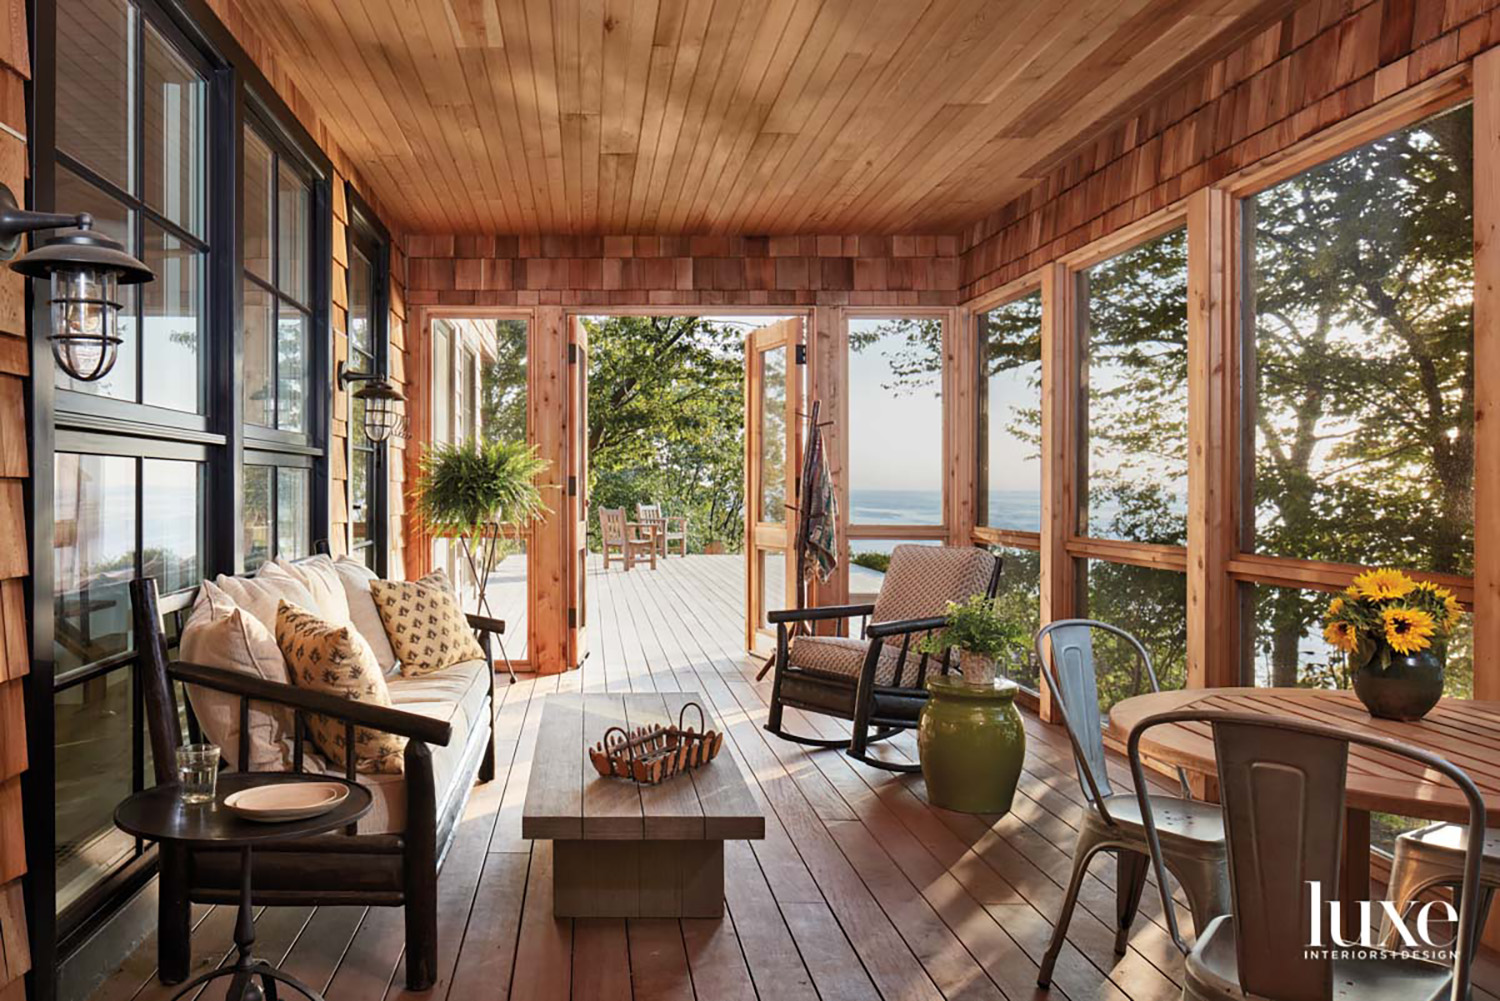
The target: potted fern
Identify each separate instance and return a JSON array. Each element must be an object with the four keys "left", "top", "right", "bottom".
[{"left": 411, "top": 439, "right": 550, "bottom": 616}]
